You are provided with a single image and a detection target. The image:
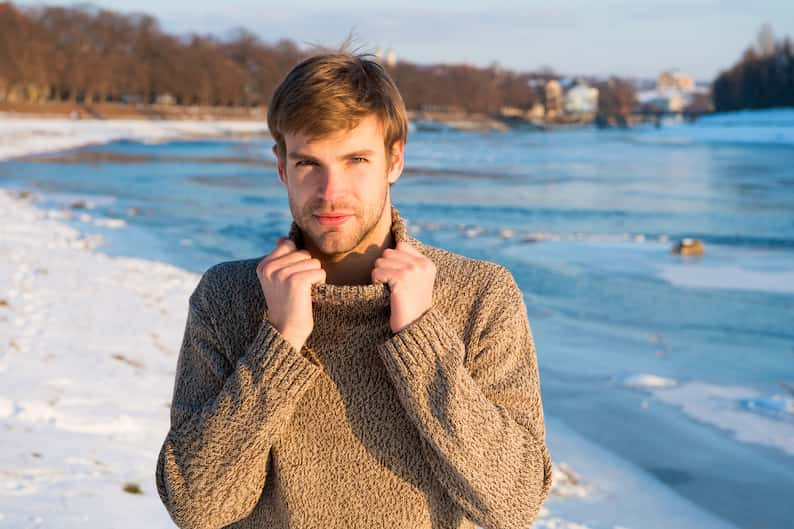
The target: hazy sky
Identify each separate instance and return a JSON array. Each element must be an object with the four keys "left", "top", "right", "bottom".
[{"left": 16, "top": 0, "right": 794, "bottom": 81}]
